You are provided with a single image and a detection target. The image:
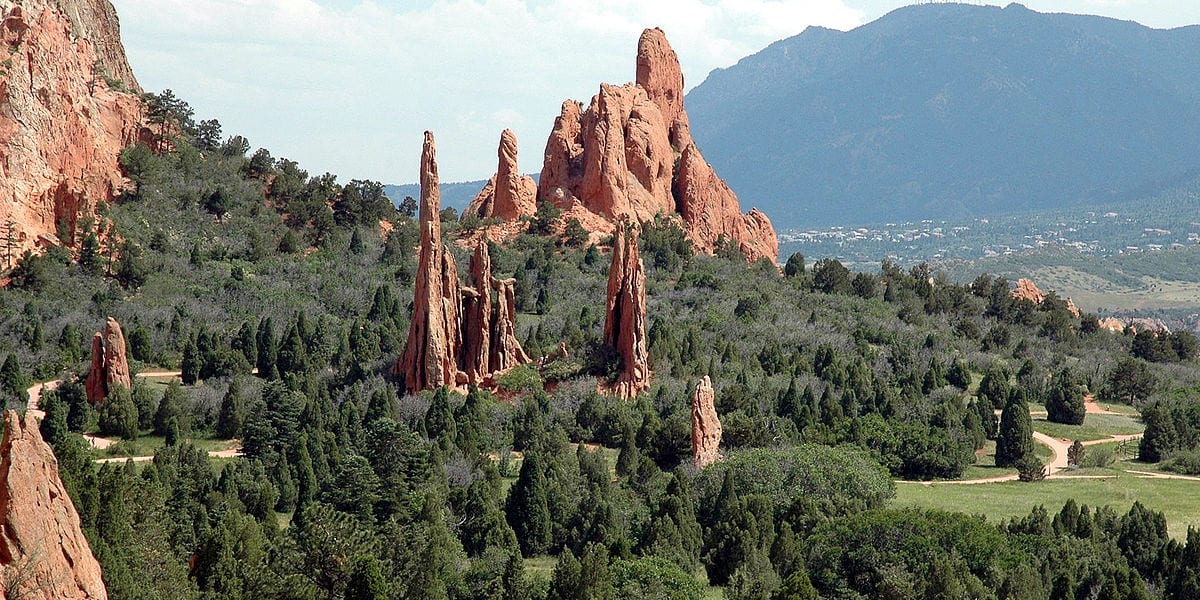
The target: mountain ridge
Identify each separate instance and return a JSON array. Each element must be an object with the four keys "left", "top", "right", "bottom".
[{"left": 685, "top": 2, "right": 1200, "bottom": 229}]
